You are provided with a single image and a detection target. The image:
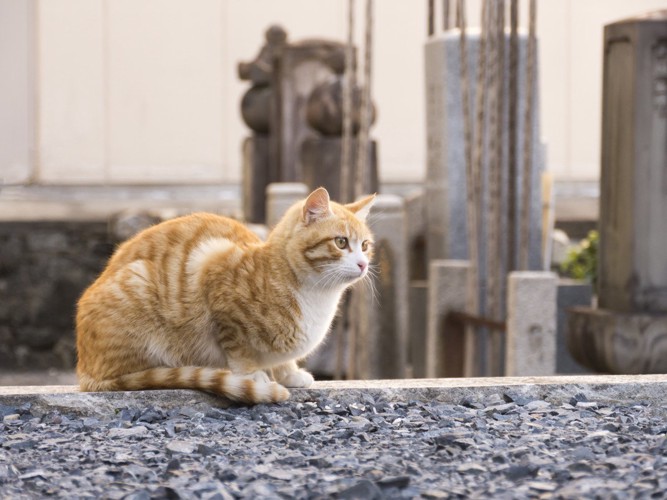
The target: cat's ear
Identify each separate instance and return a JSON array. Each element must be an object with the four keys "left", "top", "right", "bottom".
[
  {"left": 303, "top": 187, "right": 333, "bottom": 225},
  {"left": 345, "top": 193, "right": 376, "bottom": 222}
]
